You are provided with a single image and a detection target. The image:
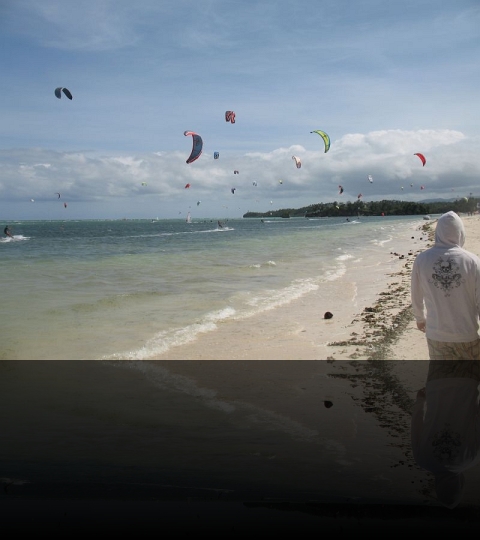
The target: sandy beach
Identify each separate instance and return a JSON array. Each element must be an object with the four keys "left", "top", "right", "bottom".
[
  {"left": 158, "top": 214, "right": 480, "bottom": 361},
  {"left": 2, "top": 214, "right": 480, "bottom": 533}
]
